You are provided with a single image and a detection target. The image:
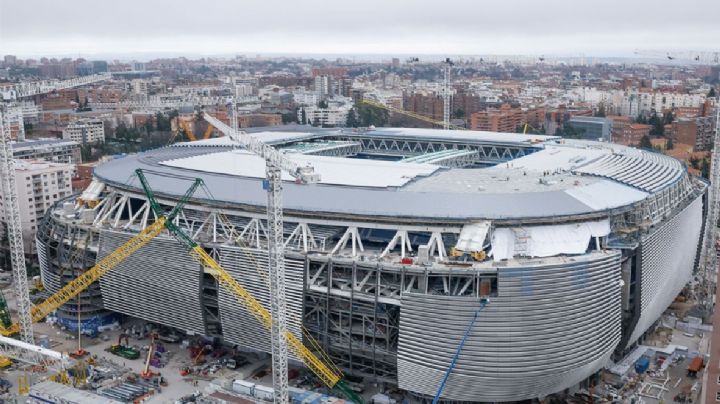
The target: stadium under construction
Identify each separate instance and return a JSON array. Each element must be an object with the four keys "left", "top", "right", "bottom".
[{"left": 36, "top": 126, "right": 706, "bottom": 401}]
